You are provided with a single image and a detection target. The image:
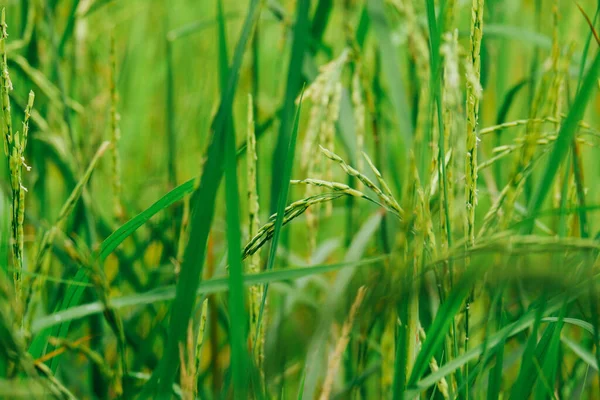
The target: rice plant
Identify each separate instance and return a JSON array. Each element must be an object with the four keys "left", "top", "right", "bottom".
[{"left": 0, "top": 1, "right": 600, "bottom": 399}]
